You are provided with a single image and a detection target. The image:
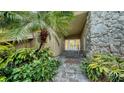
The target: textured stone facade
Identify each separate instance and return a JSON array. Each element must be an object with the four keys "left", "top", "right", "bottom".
[{"left": 84, "top": 11, "right": 124, "bottom": 57}]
